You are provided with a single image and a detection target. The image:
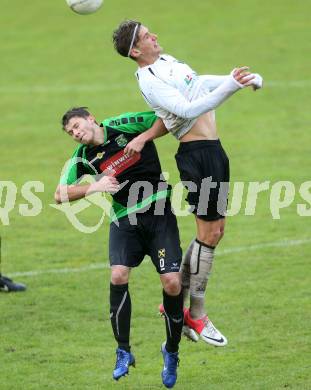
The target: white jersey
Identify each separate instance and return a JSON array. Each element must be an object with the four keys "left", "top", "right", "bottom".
[{"left": 135, "top": 54, "right": 243, "bottom": 139}]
